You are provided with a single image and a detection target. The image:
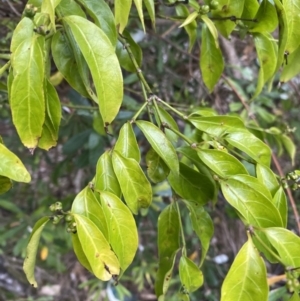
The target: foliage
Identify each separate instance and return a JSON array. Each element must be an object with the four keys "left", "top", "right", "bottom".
[{"left": 1, "top": 0, "right": 300, "bottom": 300}]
